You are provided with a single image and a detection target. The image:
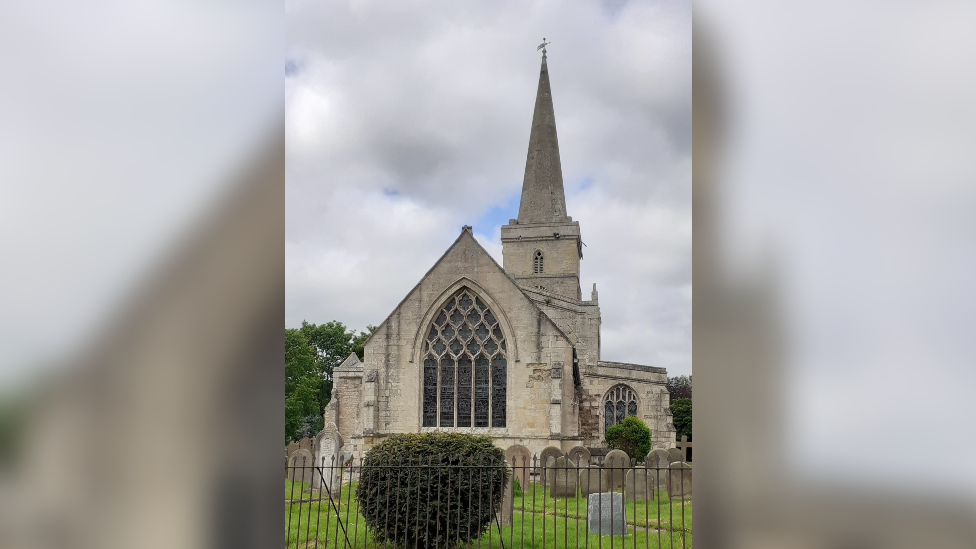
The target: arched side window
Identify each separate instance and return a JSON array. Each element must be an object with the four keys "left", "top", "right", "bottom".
[
  {"left": 422, "top": 289, "right": 507, "bottom": 428},
  {"left": 604, "top": 384, "right": 638, "bottom": 432},
  {"left": 533, "top": 250, "right": 544, "bottom": 273}
]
